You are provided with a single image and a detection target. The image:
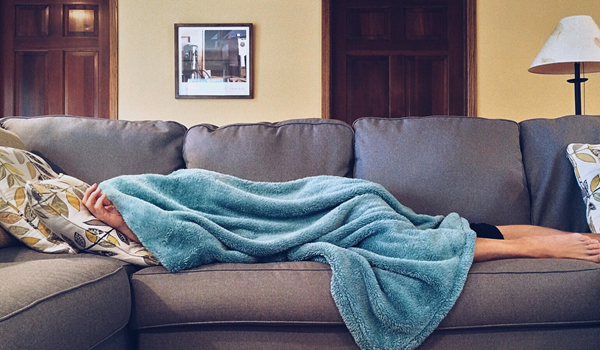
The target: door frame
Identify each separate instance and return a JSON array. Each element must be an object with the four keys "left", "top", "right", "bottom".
[
  {"left": 108, "top": 0, "right": 118, "bottom": 119},
  {"left": 321, "top": 0, "right": 476, "bottom": 119}
]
